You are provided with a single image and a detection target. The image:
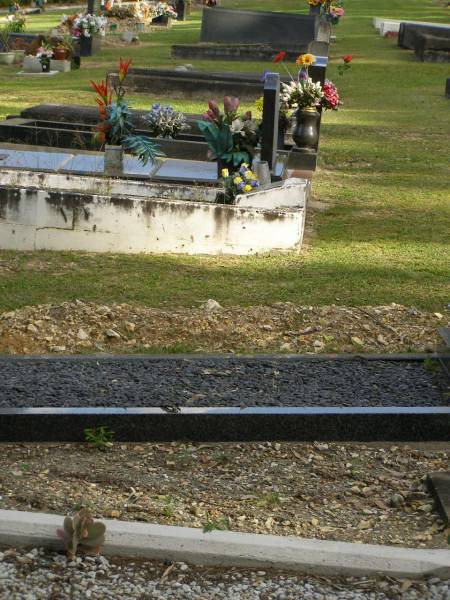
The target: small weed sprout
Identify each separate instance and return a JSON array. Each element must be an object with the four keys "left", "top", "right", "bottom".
[
  {"left": 212, "top": 448, "right": 231, "bottom": 464},
  {"left": 202, "top": 515, "right": 231, "bottom": 533},
  {"left": 257, "top": 491, "right": 281, "bottom": 508},
  {"left": 84, "top": 426, "right": 114, "bottom": 449}
]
